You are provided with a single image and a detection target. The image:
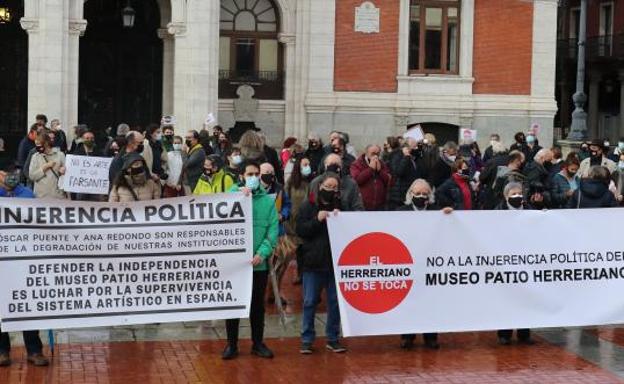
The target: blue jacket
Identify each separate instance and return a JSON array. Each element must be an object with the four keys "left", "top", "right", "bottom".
[{"left": 0, "top": 185, "right": 35, "bottom": 198}]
